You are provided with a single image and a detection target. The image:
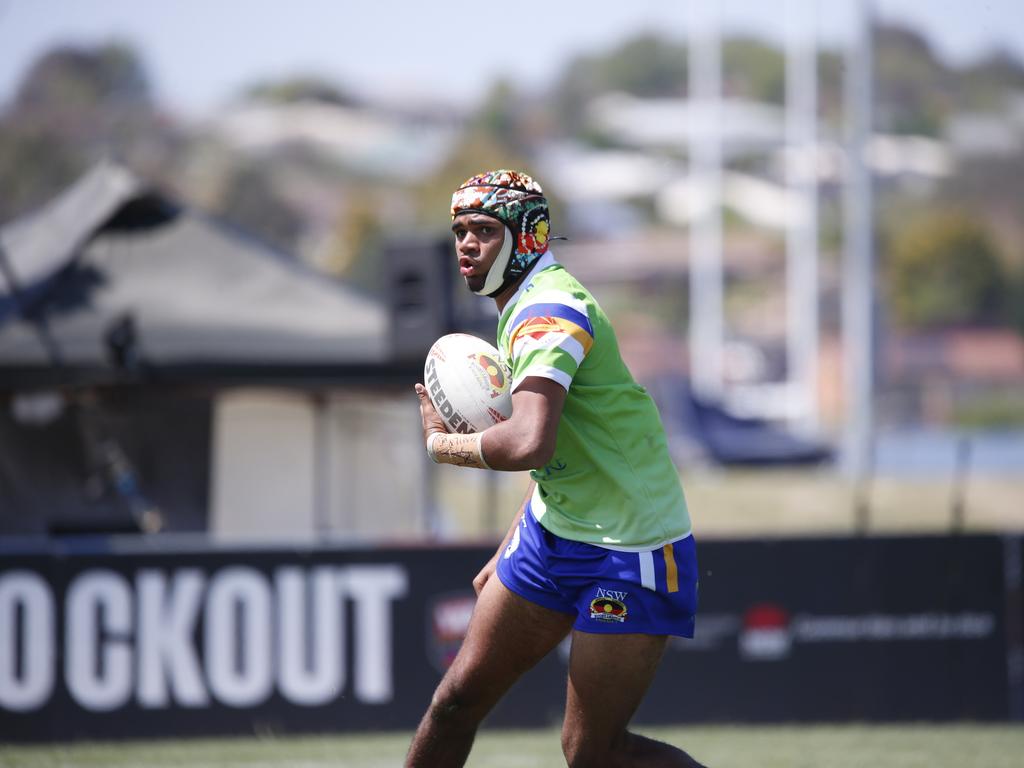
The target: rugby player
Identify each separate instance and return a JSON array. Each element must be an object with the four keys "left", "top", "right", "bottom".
[{"left": 408, "top": 170, "right": 706, "bottom": 768}]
